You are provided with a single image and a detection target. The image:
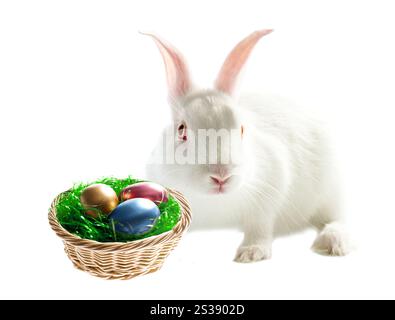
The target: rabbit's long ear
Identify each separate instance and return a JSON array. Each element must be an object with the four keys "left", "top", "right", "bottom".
[
  {"left": 215, "top": 29, "right": 273, "bottom": 95},
  {"left": 142, "top": 33, "right": 191, "bottom": 99}
]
